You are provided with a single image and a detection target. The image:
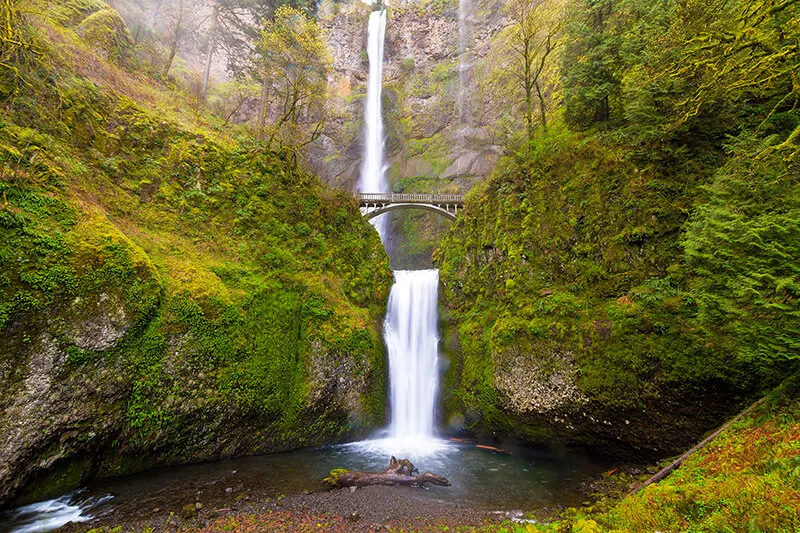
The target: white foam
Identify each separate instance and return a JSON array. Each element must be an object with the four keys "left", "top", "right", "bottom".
[
  {"left": 5, "top": 492, "right": 112, "bottom": 533},
  {"left": 346, "top": 436, "right": 454, "bottom": 459}
]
